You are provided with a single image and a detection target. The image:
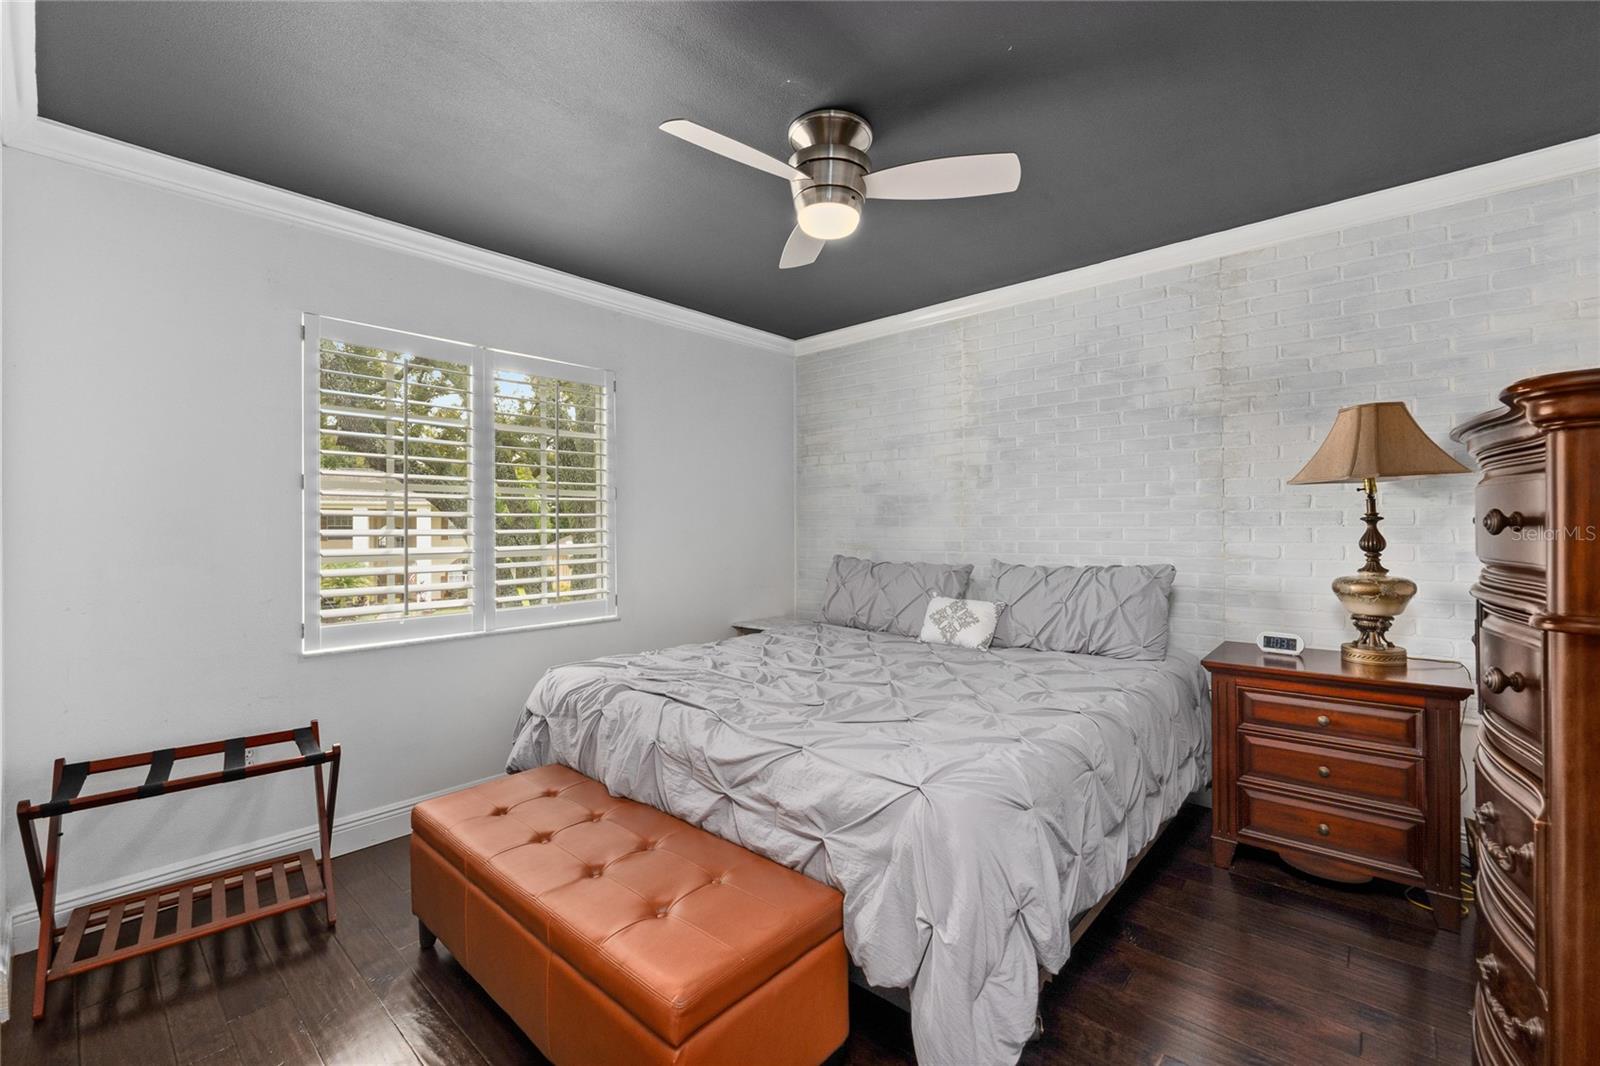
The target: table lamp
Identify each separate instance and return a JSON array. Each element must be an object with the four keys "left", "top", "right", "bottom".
[{"left": 1288, "top": 401, "right": 1470, "bottom": 666}]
